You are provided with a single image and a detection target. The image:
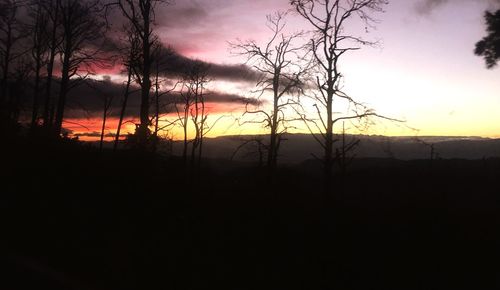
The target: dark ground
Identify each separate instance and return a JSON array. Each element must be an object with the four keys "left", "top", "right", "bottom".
[{"left": 0, "top": 132, "right": 497, "bottom": 290}]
